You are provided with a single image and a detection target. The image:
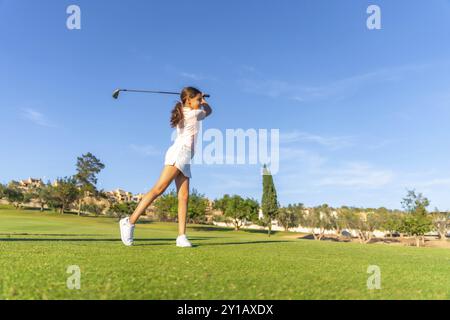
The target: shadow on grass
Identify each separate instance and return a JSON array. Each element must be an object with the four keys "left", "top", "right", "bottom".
[
  {"left": 0, "top": 237, "right": 218, "bottom": 243},
  {"left": 367, "top": 237, "right": 401, "bottom": 244},
  {"left": 188, "top": 226, "right": 235, "bottom": 232},
  {"left": 188, "top": 240, "right": 292, "bottom": 248},
  {"left": 135, "top": 220, "right": 155, "bottom": 224},
  {"left": 0, "top": 233, "right": 106, "bottom": 237},
  {"left": 188, "top": 225, "right": 282, "bottom": 236},
  {"left": 298, "top": 234, "right": 351, "bottom": 242},
  {"left": 136, "top": 240, "right": 291, "bottom": 247},
  {"left": 20, "top": 207, "right": 51, "bottom": 212},
  {"left": 20, "top": 208, "right": 79, "bottom": 215},
  {"left": 239, "top": 229, "right": 281, "bottom": 236}
]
